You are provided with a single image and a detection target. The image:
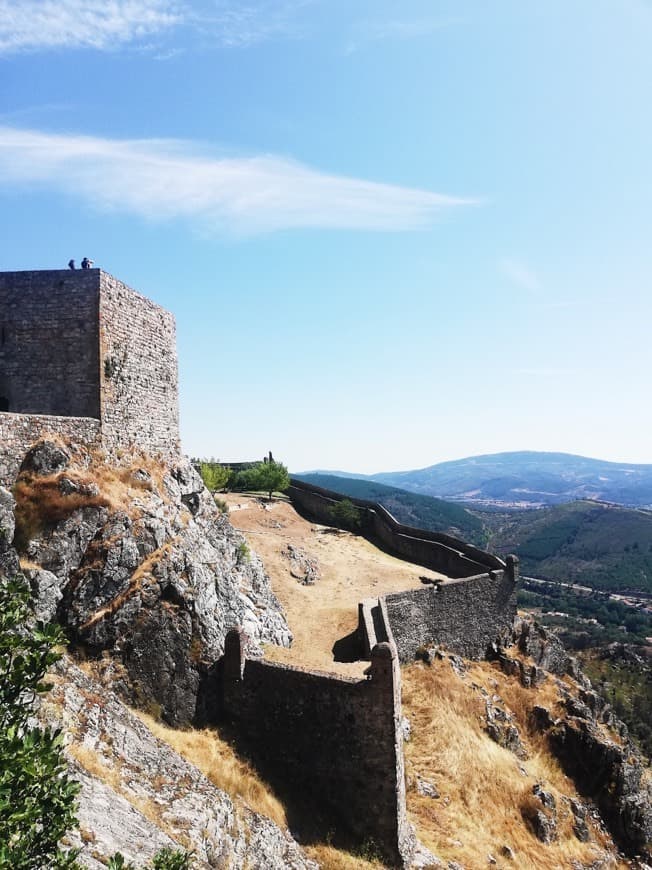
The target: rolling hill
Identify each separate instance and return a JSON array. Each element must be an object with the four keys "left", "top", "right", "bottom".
[
  {"left": 350, "top": 451, "right": 652, "bottom": 508},
  {"left": 483, "top": 500, "right": 652, "bottom": 594}
]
